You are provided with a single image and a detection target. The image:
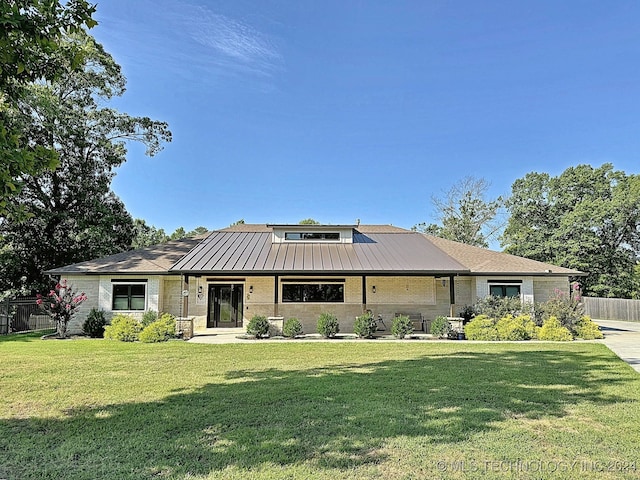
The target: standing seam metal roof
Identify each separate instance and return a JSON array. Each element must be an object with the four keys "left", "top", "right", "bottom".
[{"left": 169, "top": 228, "right": 469, "bottom": 274}]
